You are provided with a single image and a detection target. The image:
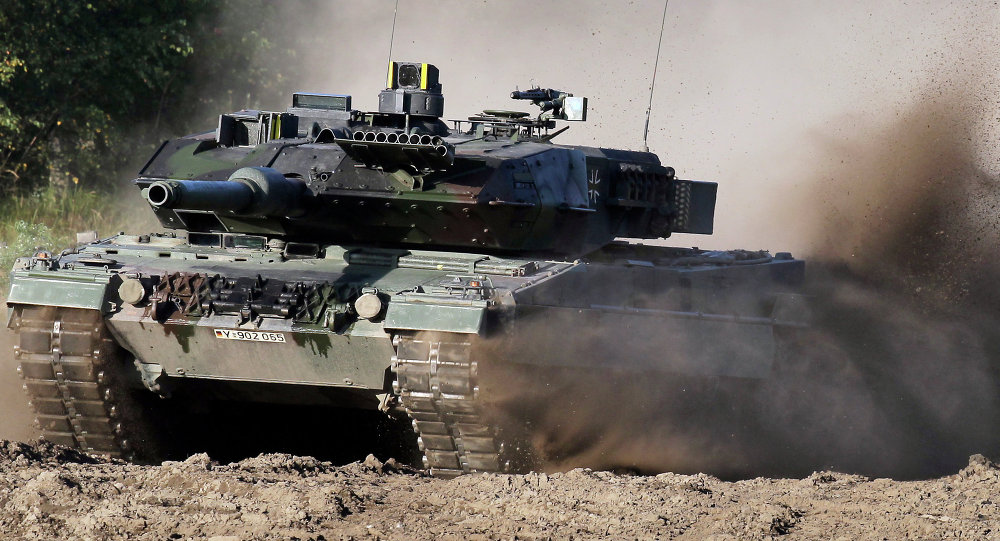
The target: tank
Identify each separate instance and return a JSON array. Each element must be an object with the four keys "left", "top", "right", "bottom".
[{"left": 6, "top": 62, "right": 807, "bottom": 477}]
